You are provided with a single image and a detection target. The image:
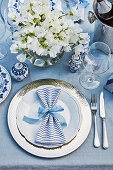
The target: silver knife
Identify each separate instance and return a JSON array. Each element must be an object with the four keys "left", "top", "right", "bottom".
[{"left": 100, "top": 92, "right": 109, "bottom": 149}]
